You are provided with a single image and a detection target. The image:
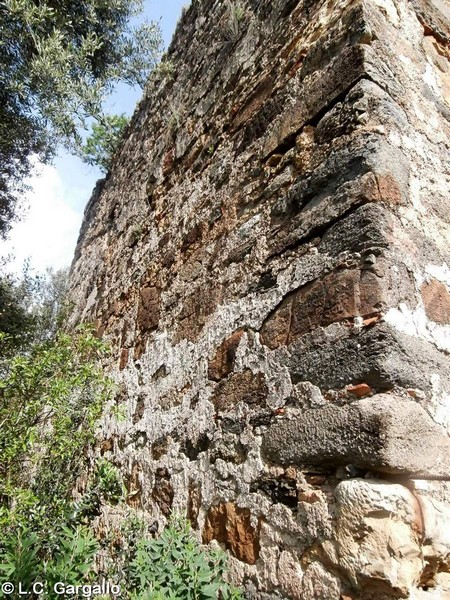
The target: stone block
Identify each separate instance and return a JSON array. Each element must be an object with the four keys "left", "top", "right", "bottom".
[
  {"left": 136, "top": 285, "right": 160, "bottom": 334},
  {"left": 152, "top": 467, "right": 174, "bottom": 517},
  {"left": 208, "top": 329, "right": 244, "bottom": 381},
  {"left": 318, "top": 203, "right": 394, "bottom": 257},
  {"left": 260, "top": 254, "right": 416, "bottom": 350},
  {"left": 323, "top": 479, "right": 424, "bottom": 595},
  {"left": 260, "top": 267, "right": 389, "bottom": 349},
  {"left": 174, "top": 282, "right": 223, "bottom": 343},
  {"left": 417, "top": 493, "right": 450, "bottom": 569},
  {"left": 262, "top": 43, "right": 370, "bottom": 157},
  {"left": 267, "top": 134, "right": 409, "bottom": 257},
  {"left": 210, "top": 369, "right": 268, "bottom": 412},
  {"left": 422, "top": 278, "right": 450, "bottom": 324},
  {"left": 287, "top": 322, "right": 450, "bottom": 392},
  {"left": 261, "top": 394, "right": 450, "bottom": 478},
  {"left": 202, "top": 502, "right": 260, "bottom": 565},
  {"left": 411, "top": 0, "right": 450, "bottom": 43},
  {"left": 301, "top": 562, "right": 342, "bottom": 600}
]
